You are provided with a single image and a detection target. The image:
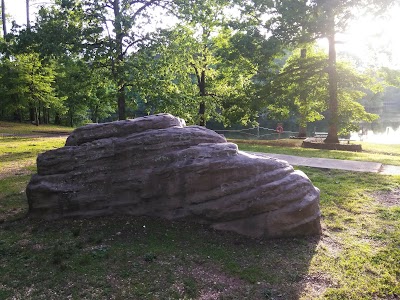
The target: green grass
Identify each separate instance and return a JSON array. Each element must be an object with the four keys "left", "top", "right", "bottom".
[
  {"left": 0, "top": 121, "right": 73, "bottom": 135},
  {"left": 0, "top": 137, "right": 67, "bottom": 180},
  {"left": 0, "top": 136, "right": 67, "bottom": 221},
  {"left": 235, "top": 139, "right": 400, "bottom": 166},
  {"left": 0, "top": 132, "right": 399, "bottom": 299}
]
